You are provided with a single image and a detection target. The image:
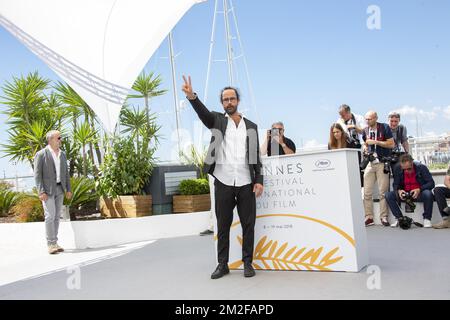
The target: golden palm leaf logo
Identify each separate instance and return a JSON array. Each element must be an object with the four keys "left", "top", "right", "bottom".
[{"left": 229, "top": 235, "right": 343, "bottom": 271}]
